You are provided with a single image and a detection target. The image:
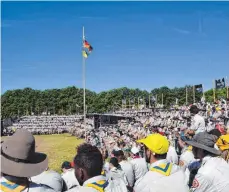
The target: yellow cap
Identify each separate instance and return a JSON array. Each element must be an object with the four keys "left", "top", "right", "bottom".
[{"left": 137, "top": 134, "right": 169, "bottom": 155}]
